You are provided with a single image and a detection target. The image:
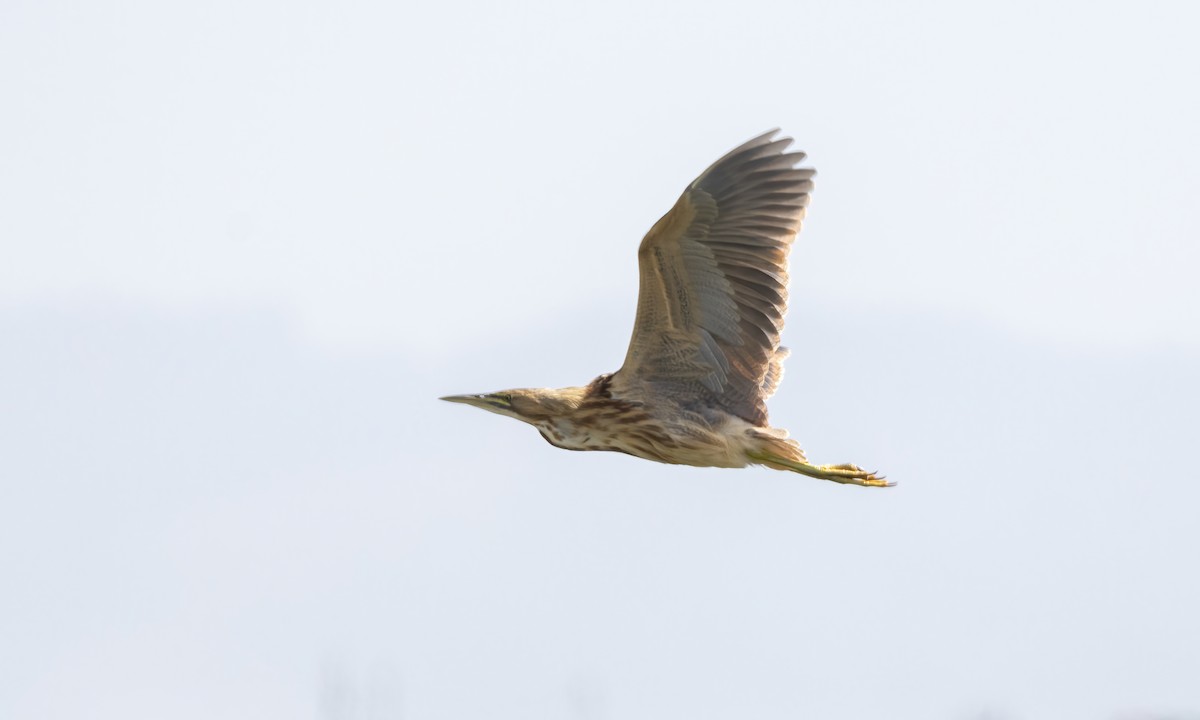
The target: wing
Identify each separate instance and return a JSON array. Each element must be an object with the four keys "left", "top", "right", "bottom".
[{"left": 610, "top": 130, "right": 813, "bottom": 426}]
